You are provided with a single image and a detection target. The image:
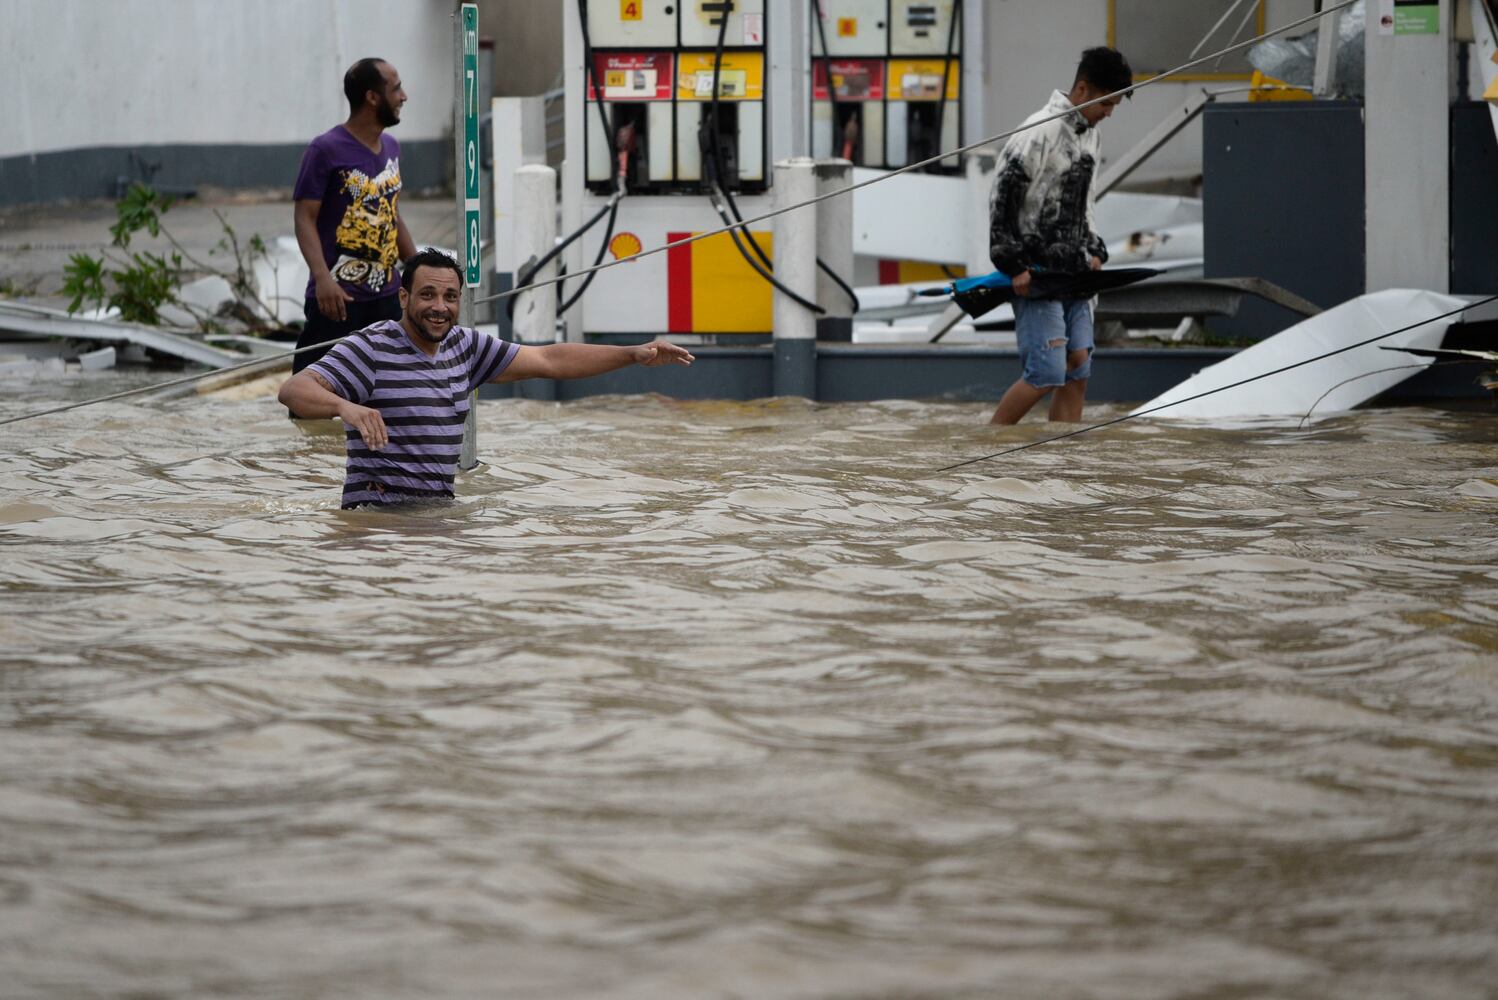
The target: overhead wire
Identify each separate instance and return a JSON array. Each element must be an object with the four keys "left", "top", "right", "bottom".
[
  {"left": 703, "top": 4, "right": 825, "bottom": 315},
  {"left": 931, "top": 0, "right": 963, "bottom": 175},
  {"left": 1296, "top": 359, "right": 1492, "bottom": 430},
  {"left": 471, "top": 0, "right": 1362, "bottom": 308},
  {"left": 1214, "top": 0, "right": 1266, "bottom": 72},
  {"left": 1190, "top": 0, "right": 1257, "bottom": 60},
  {"left": 807, "top": 0, "right": 862, "bottom": 314},
  {"left": 0, "top": 349, "right": 316, "bottom": 428},
  {"left": 0, "top": 0, "right": 1363, "bottom": 430},
  {"left": 553, "top": 0, "right": 623, "bottom": 316},
  {"left": 510, "top": 0, "right": 623, "bottom": 321},
  {"left": 934, "top": 293, "right": 1498, "bottom": 474}
]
